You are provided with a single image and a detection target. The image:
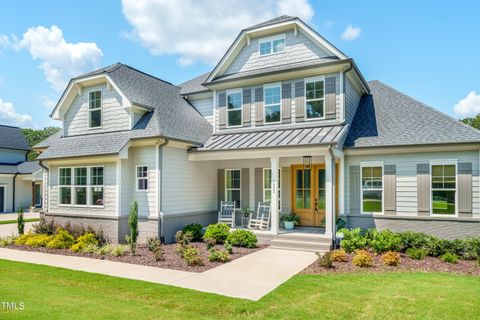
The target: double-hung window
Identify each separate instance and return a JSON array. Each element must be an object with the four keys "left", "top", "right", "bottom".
[
  {"left": 305, "top": 77, "right": 325, "bottom": 120},
  {"left": 263, "top": 168, "right": 281, "bottom": 210},
  {"left": 264, "top": 84, "right": 281, "bottom": 124},
  {"left": 226, "top": 90, "right": 242, "bottom": 127},
  {"left": 431, "top": 163, "right": 456, "bottom": 215},
  {"left": 225, "top": 169, "right": 241, "bottom": 209},
  {"left": 74, "top": 168, "right": 87, "bottom": 205},
  {"left": 89, "top": 90, "right": 102, "bottom": 128},
  {"left": 361, "top": 164, "right": 383, "bottom": 213},
  {"left": 136, "top": 166, "right": 148, "bottom": 191},
  {"left": 259, "top": 34, "right": 285, "bottom": 56},
  {"left": 59, "top": 168, "right": 72, "bottom": 205},
  {"left": 91, "top": 167, "right": 104, "bottom": 206}
]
